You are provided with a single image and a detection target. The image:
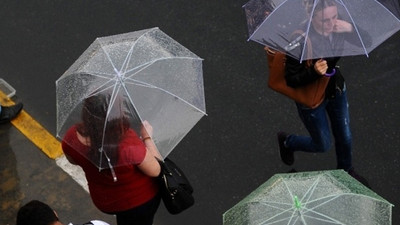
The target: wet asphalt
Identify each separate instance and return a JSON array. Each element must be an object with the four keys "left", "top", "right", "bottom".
[{"left": 0, "top": 1, "right": 399, "bottom": 225}]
